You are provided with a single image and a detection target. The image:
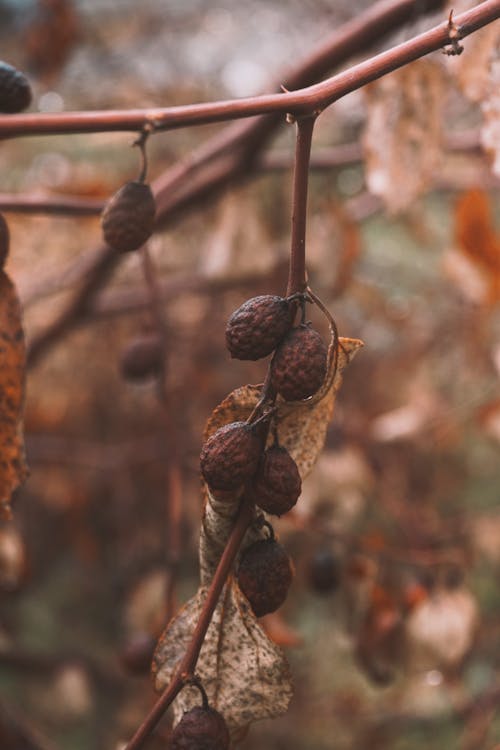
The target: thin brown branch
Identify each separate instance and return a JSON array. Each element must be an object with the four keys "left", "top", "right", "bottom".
[
  {"left": 0, "top": 2, "right": 497, "bottom": 140},
  {"left": 123, "top": 498, "right": 255, "bottom": 750},
  {"left": 24, "top": 0, "right": 449, "bottom": 367},
  {"left": 287, "top": 116, "right": 316, "bottom": 295}
]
